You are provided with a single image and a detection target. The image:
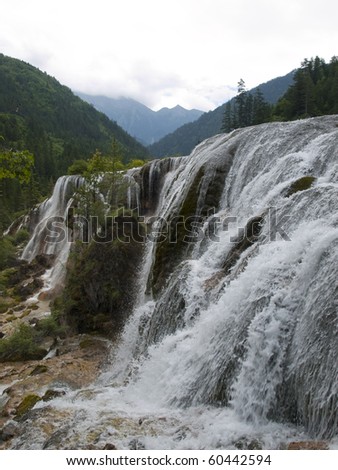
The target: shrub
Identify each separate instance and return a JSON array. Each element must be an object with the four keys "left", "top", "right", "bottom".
[
  {"left": 35, "top": 314, "right": 66, "bottom": 339},
  {"left": 67, "top": 159, "right": 89, "bottom": 175},
  {"left": 12, "top": 228, "right": 30, "bottom": 246},
  {"left": 0, "top": 323, "right": 47, "bottom": 362},
  {"left": 0, "top": 237, "right": 16, "bottom": 270}
]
